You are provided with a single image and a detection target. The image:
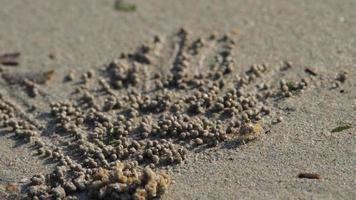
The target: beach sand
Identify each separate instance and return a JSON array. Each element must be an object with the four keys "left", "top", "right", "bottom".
[{"left": 0, "top": 0, "right": 355, "bottom": 199}]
